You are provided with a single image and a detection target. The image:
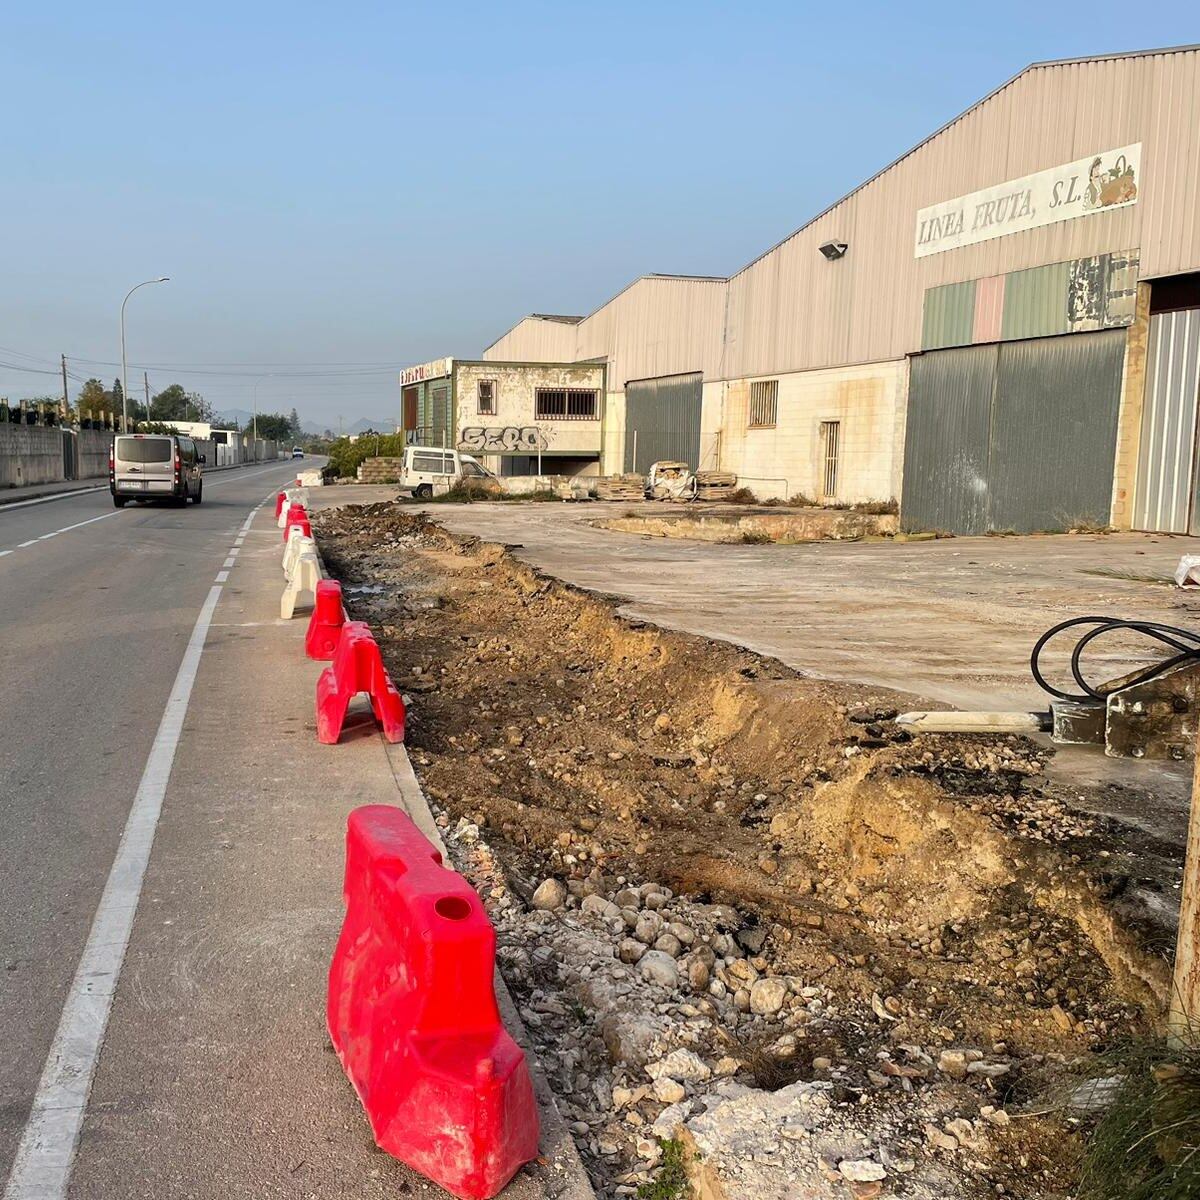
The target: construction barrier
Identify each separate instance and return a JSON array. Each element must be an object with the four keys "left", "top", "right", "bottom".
[
  {"left": 328, "top": 805, "right": 539, "bottom": 1199},
  {"left": 277, "top": 487, "right": 308, "bottom": 528},
  {"left": 283, "top": 529, "right": 315, "bottom": 577},
  {"left": 283, "top": 502, "right": 311, "bottom": 544},
  {"left": 274, "top": 489, "right": 290, "bottom": 520},
  {"left": 306, "top": 580, "right": 346, "bottom": 660},
  {"left": 316, "top": 622, "right": 406, "bottom": 744},
  {"left": 282, "top": 546, "right": 321, "bottom": 619}
]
